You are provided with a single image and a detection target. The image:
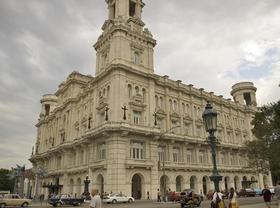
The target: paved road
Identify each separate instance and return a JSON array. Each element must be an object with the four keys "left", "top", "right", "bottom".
[{"left": 32, "top": 197, "right": 279, "bottom": 208}]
